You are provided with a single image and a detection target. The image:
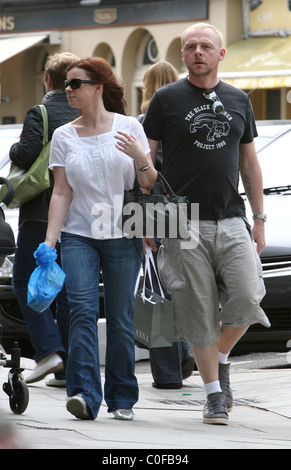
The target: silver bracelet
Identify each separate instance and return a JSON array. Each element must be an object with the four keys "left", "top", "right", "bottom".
[{"left": 138, "top": 162, "right": 151, "bottom": 172}]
